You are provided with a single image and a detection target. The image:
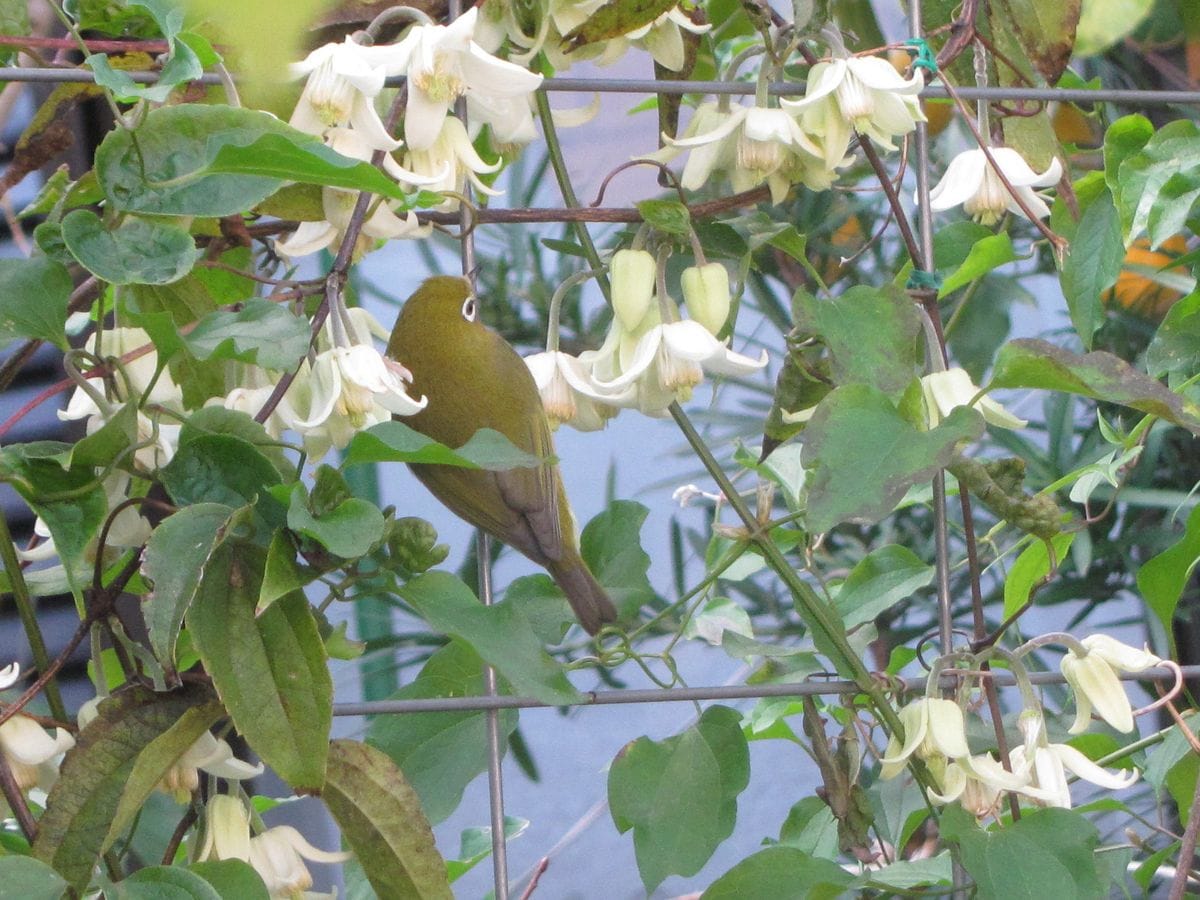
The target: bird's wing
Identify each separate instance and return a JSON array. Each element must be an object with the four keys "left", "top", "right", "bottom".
[{"left": 492, "top": 415, "right": 564, "bottom": 563}]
